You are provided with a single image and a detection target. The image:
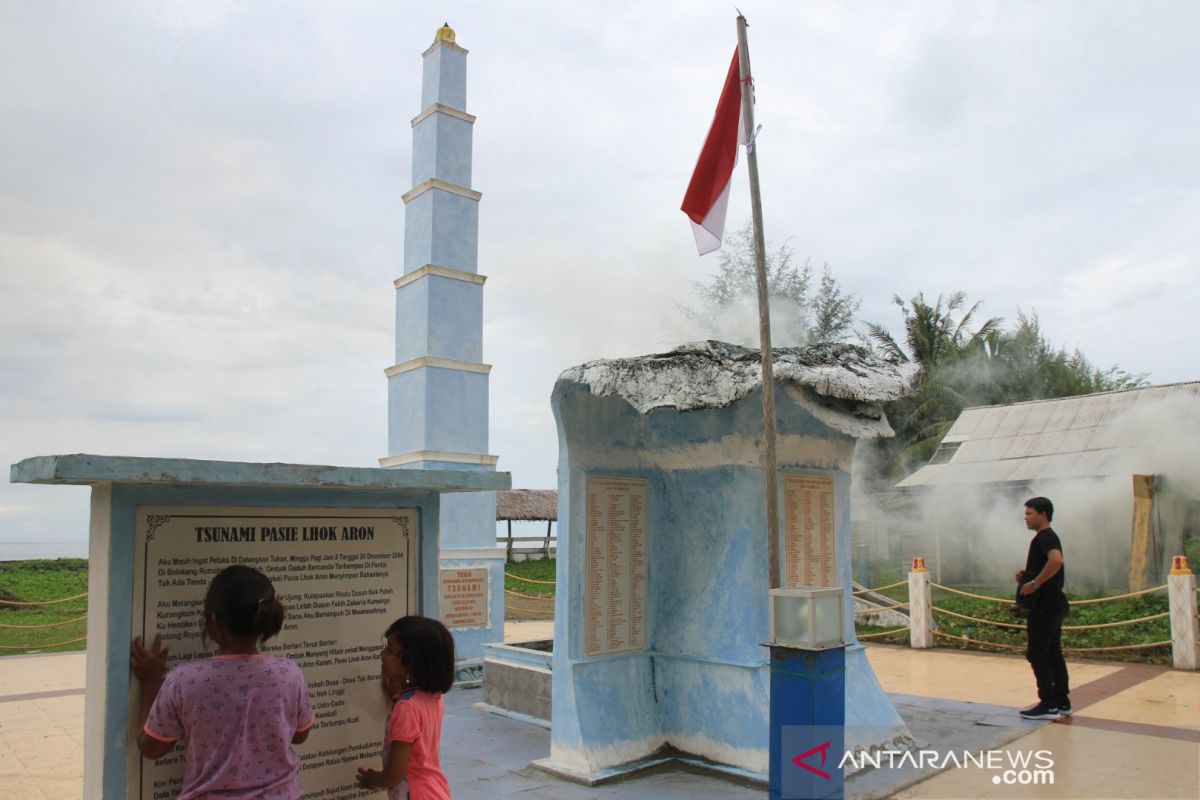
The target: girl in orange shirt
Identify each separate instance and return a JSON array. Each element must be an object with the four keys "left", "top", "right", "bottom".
[{"left": 354, "top": 616, "right": 454, "bottom": 799}]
